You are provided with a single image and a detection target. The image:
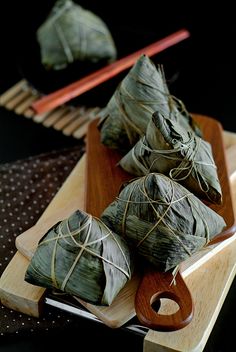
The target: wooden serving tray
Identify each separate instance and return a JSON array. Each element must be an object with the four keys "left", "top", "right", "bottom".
[
  {"left": 85, "top": 114, "right": 236, "bottom": 331},
  {"left": 0, "top": 116, "right": 236, "bottom": 349}
]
